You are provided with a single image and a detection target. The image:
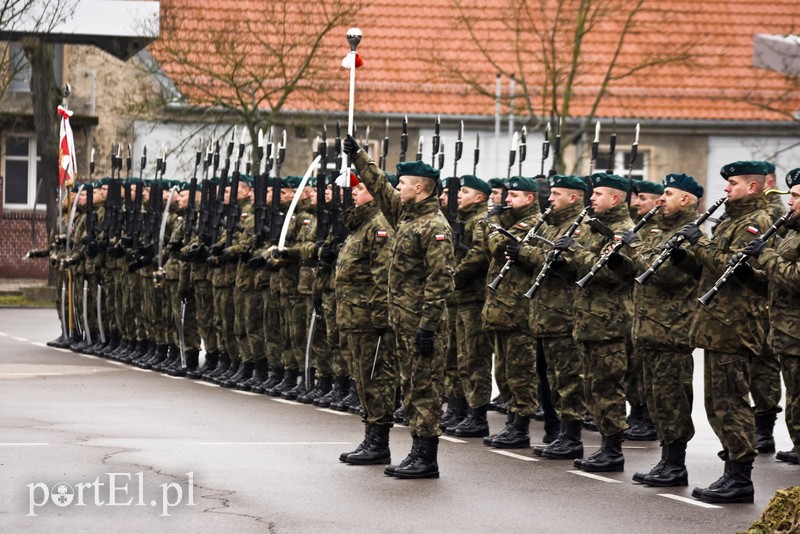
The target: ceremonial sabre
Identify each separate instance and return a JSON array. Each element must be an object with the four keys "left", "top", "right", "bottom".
[
  {"left": 304, "top": 311, "right": 318, "bottom": 388},
  {"left": 157, "top": 185, "right": 179, "bottom": 270},
  {"left": 96, "top": 283, "right": 106, "bottom": 344},
  {"left": 277, "top": 155, "right": 323, "bottom": 250},
  {"left": 179, "top": 299, "right": 187, "bottom": 367},
  {"left": 370, "top": 334, "right": 382, "bottom": 380},
  {"left": 82, "top": 279, "right": 92, "bottom": 344}
]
